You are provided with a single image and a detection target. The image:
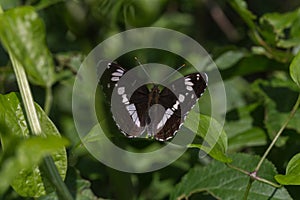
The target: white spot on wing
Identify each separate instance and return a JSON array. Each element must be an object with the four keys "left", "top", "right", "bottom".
[
  {"left": 179, "top": 94, "right": 185, "bottom": 102},
  {"left": 172, "top": 101, "right": 179, "bottom": 110},
  {"left": 117, "top": 87, "right": 125, "bottom": 95},
  {"left": 126, "top": 104, "right": 135, "bottom": 111},
  {"left": 185, "top": 80, "right": 194, "bottom": 86},
  {"left": 111, "top": 77, "right": 119, "bottom": 81},
  {"left": 157, "top": 108, "right": 174, "bottom": 129},
  {"left": 166, "top": 108, "right": 174, "bottom": 115},
  {"left": 126, "top": 104, "right": 140, "bottom": 127},
  {"left": 112, "top": 72, "right": 123, "bottom": 77},
  {"left": 186, "top": 86, "right": 193, "bottom": 91},
  {"left": 116, "top": 69, "right": 124, "bottom": 73},
  {"left": 122, "top": 94, "right": 129, "bottom": 104}
]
